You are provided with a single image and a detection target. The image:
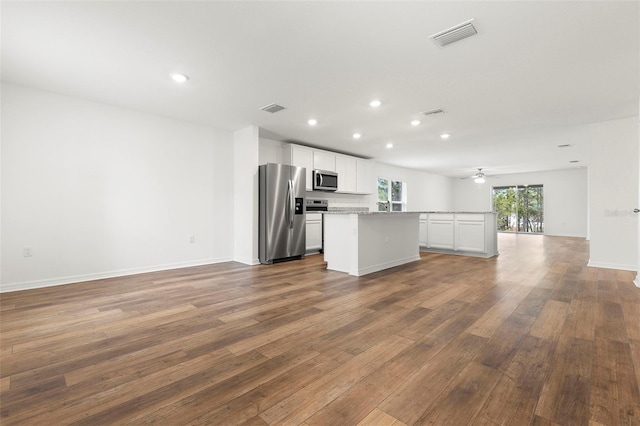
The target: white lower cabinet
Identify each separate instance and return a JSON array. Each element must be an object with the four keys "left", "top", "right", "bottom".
[
  {"left": 306, "top": 213, "right": 323, "bottom": 253},
  {"left": 419, "top": 214, "right": 428, "bottom": 247},
  {"left": 455, "top": 215, "right": 486, "bottom": 253},
  {"left": 422, "top": 213, "right": 498, "bottom": 258},
  {"left": 427, "top": 220, "right": 455, "bottom": 249}
]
